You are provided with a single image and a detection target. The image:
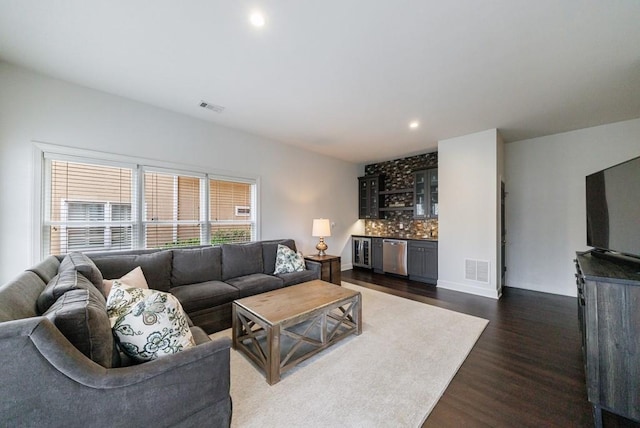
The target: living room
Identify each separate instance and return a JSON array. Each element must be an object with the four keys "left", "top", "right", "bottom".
[{"left": 1, "top": 2, "right": 639, "bottom": 427}]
